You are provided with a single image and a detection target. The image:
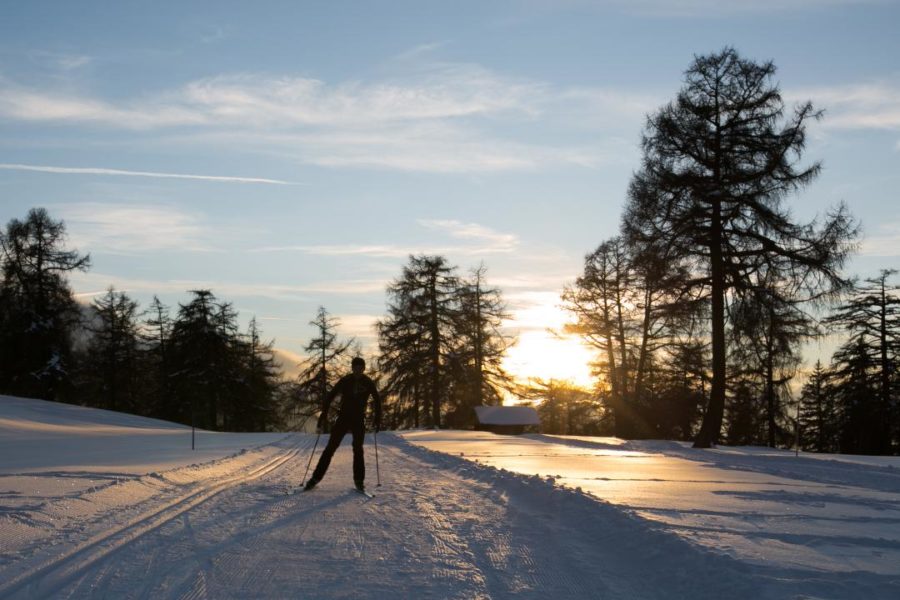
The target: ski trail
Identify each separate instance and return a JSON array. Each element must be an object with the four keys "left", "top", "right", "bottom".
[
  {"left": 9, "top": 432, "right": 816, "bottom": 599},
  {"left": 0, "top": 439, "right": 305, "bottom": 599}
]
